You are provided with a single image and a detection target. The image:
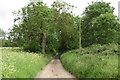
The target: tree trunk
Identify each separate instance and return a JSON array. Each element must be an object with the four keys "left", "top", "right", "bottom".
[{"left": 42, "top": 33, "right": 46, "bottom": 53}]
